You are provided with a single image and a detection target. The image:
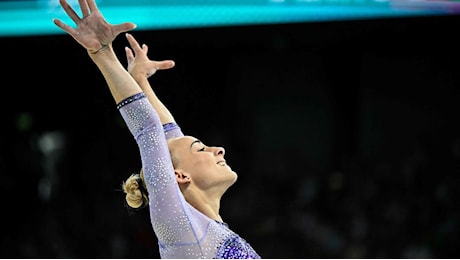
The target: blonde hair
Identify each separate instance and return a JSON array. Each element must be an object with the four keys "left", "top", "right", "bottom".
[
  {"left": 122, "top": 140, "right": 180, "bottom": 211},
  {"left": 122, "top": 169, "right": 149, "bottom": 209}
]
